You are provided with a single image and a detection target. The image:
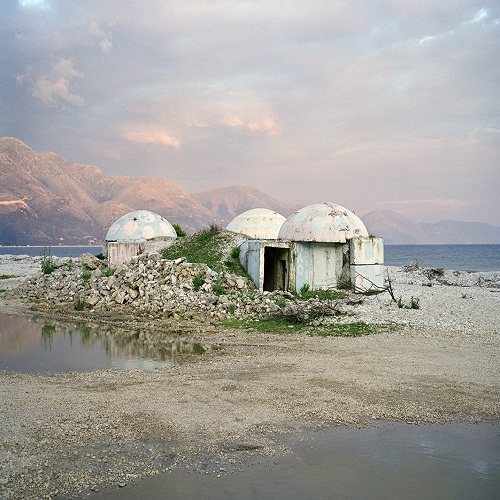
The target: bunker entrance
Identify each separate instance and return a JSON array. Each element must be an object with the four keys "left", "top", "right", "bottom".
[{"left": 263, "top": 247, "right": 289, "bottom": 292}]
